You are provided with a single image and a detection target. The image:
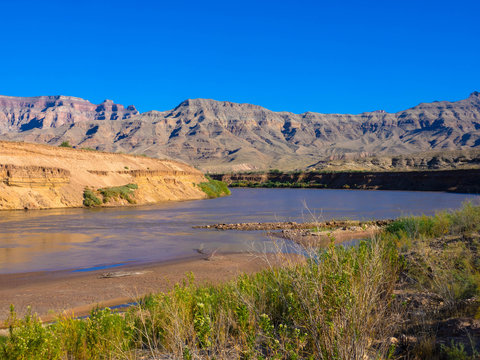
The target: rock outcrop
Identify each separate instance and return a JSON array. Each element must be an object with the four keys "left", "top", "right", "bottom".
[
  {"left": 0, "top": 92, "right": 479, "bottom": 171},
  {"left": 0, "top": 141, "right": 207, "bottom": 210}
]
